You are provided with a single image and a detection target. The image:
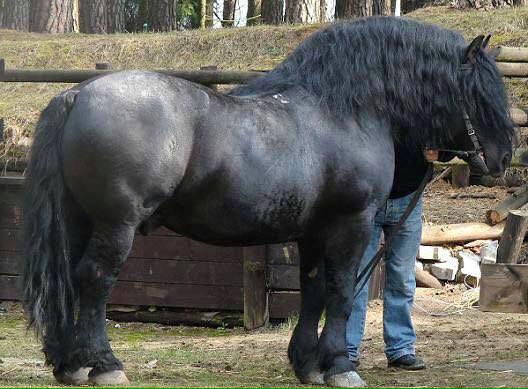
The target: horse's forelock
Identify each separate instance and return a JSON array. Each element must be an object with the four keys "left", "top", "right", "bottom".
[{"left": 461, "top": 51, "right": 515, "bottom": 146}]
